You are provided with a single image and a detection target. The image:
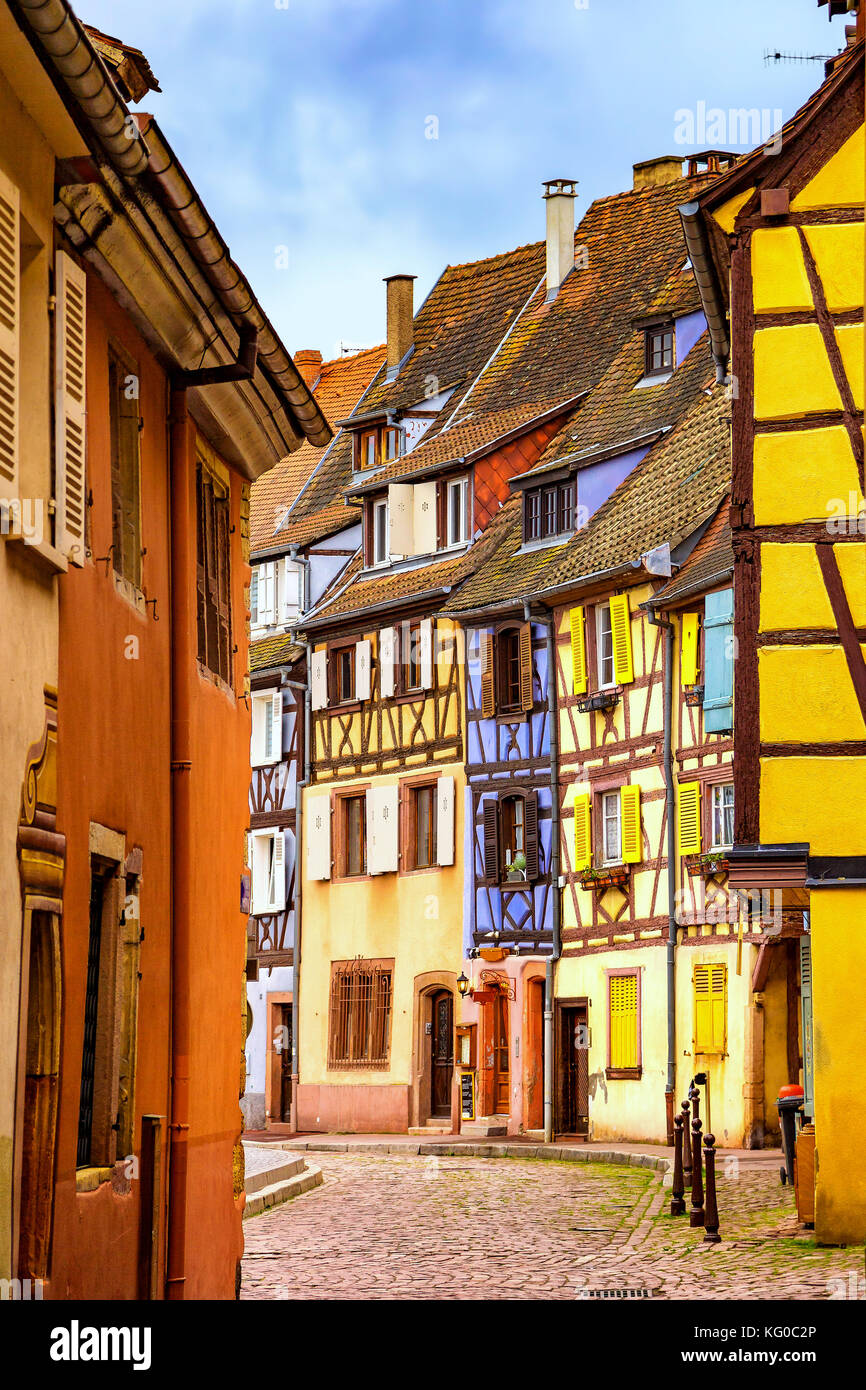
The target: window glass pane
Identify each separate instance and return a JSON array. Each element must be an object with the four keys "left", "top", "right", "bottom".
[
  {"left": 603, "top": 791, "right": 621, "bottom": 862},
  {"left": 374, "top": 502, "right": 387, "bottom": 563},
  {"left": 415, "top": 785, "right": 435, "bottom": 868},
  {"left": 560, "top": 484, "right": 574, "bottom": 533},
  {"left": 543, "top": 489, "right": 557, "bottom": 537},
  {"left": 712, "top": 784, "right": 734, "bottom": 848},
  {"left": 598, "top": 604, "right": 614, "bottom": 686},
  {"left": 527, "top": 492, "right": 541, "bottom": 540},
  {"left": 346, "top": 797, "right": 365, "bottom": 875}
]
